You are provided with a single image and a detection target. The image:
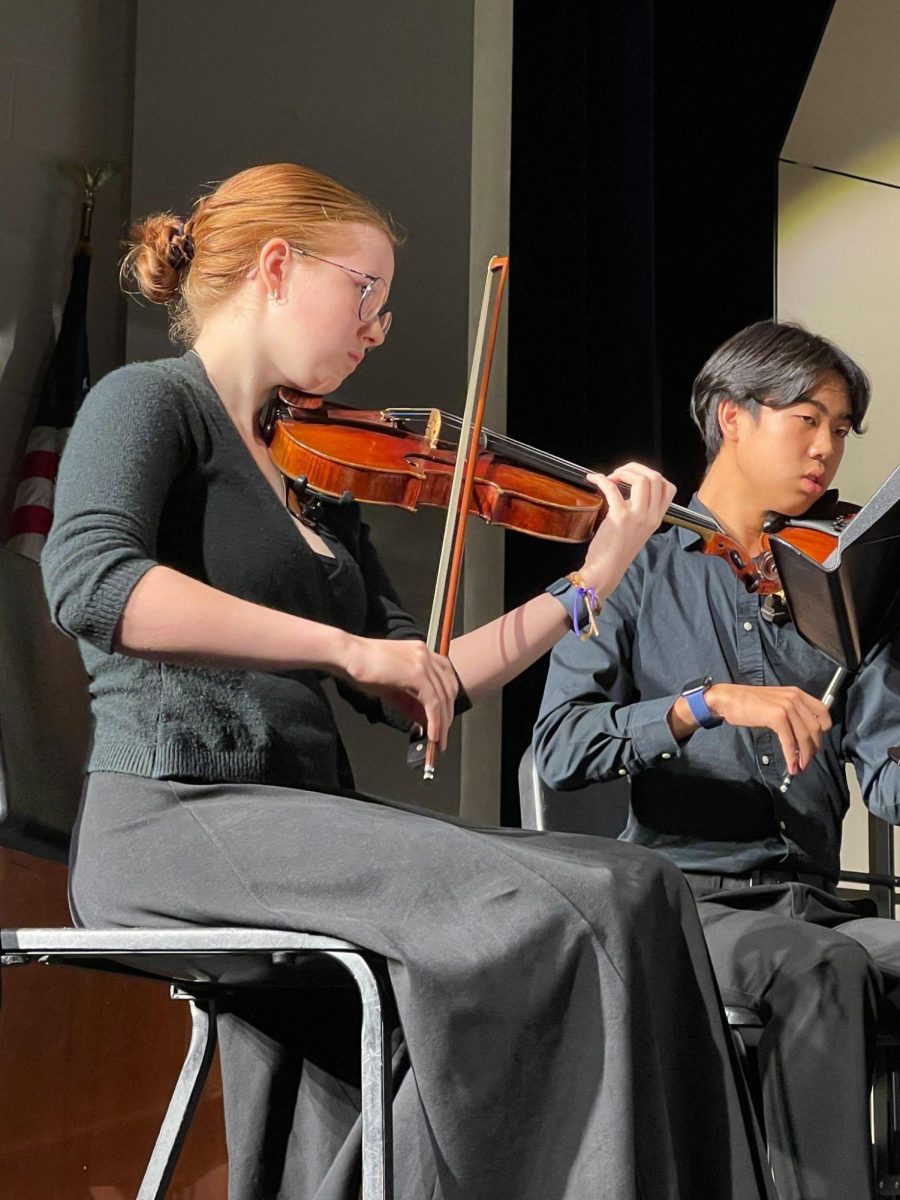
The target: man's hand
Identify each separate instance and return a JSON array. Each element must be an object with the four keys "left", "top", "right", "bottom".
[{"left": 668, "top": 684, "right": 832, "bottom": 775}]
